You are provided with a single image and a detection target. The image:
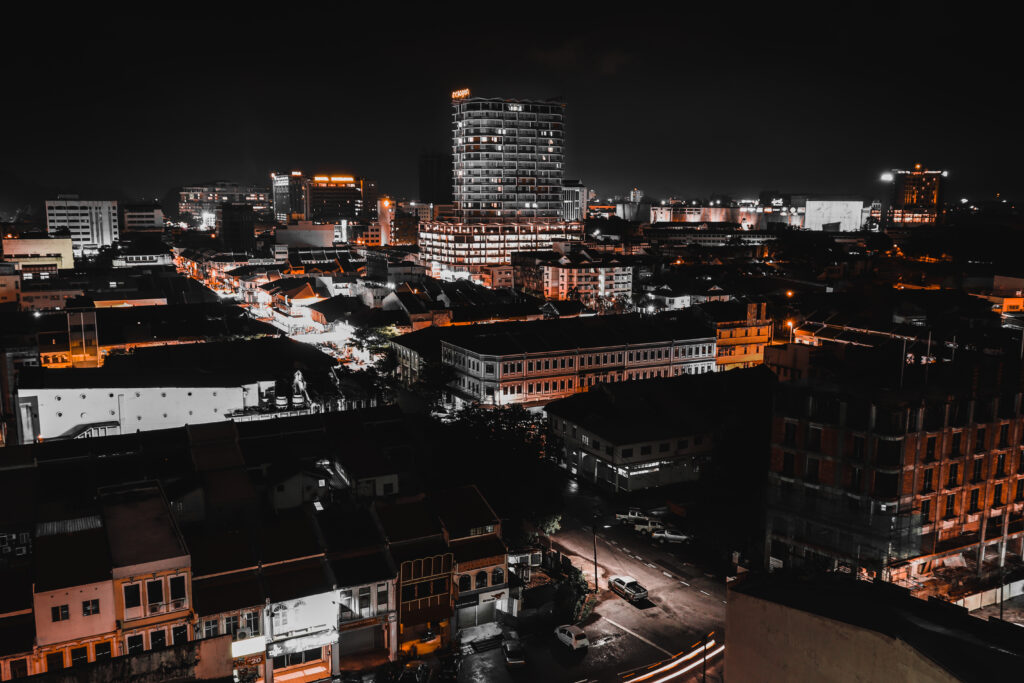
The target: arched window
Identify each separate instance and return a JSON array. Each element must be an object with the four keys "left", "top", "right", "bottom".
[
  {"left": 491, "top": 568, "right": 504, "bottom": 586},
  {"left": 475, "top": 571, "right": 487, "bottom": 589},
  {"left": 458, "top": 575, "right": 471, "bottom": 592}
]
